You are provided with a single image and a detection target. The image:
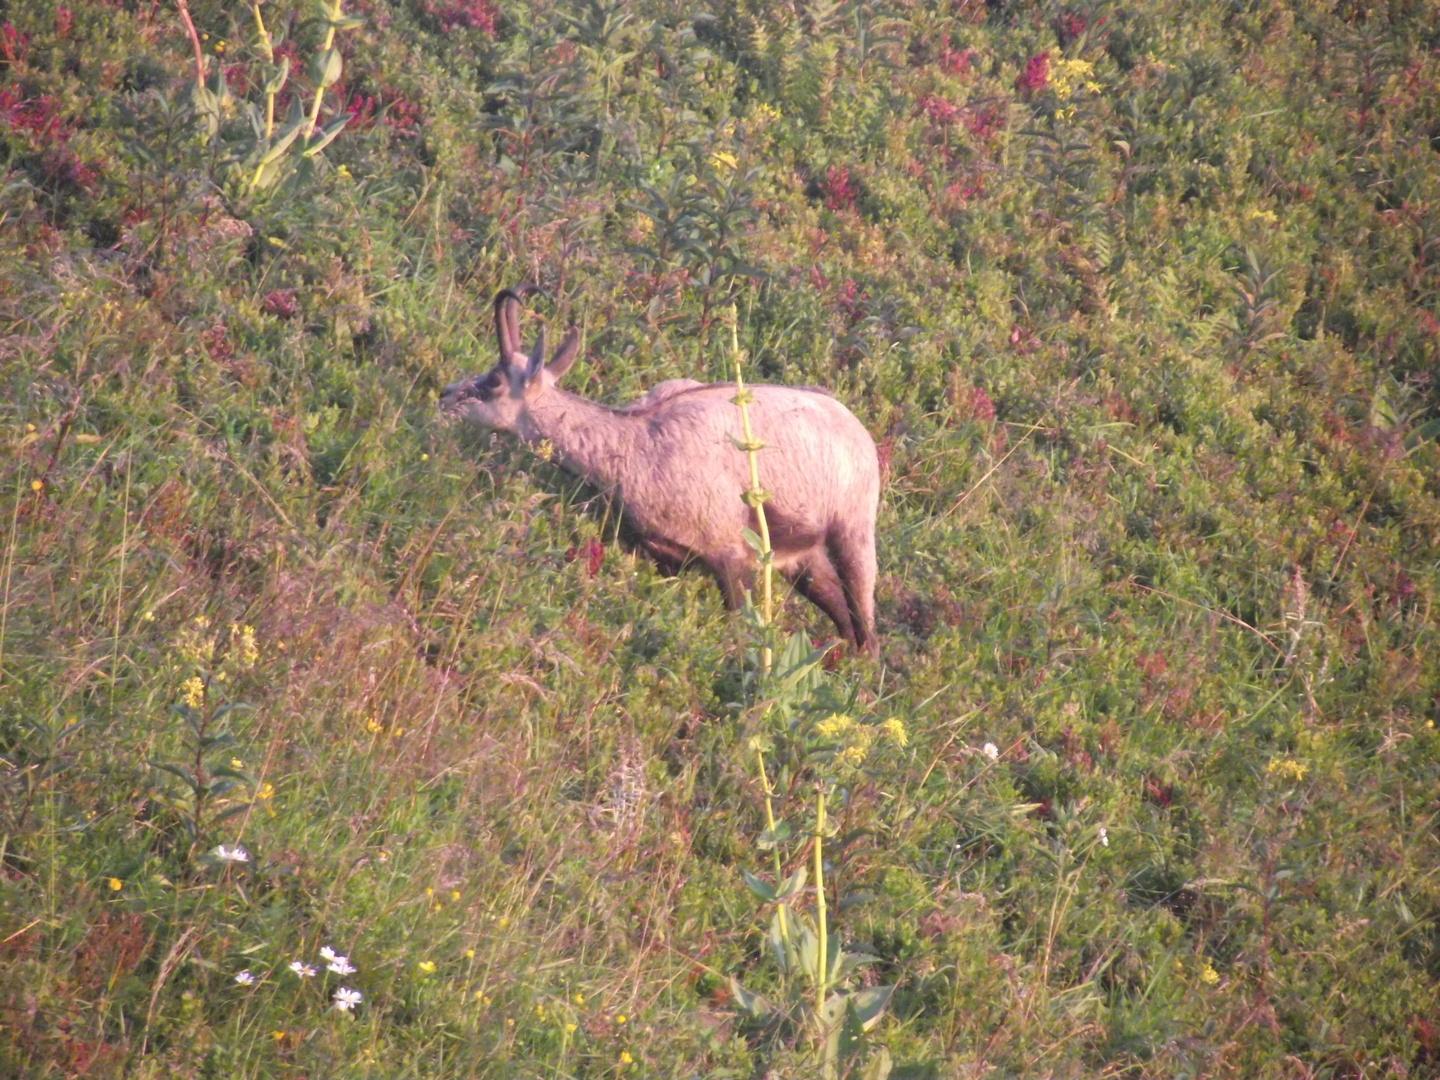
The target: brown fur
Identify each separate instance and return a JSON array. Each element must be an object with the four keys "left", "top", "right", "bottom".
[{"left": 439, "top": 288, "right": 880, "bottom": 656}]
